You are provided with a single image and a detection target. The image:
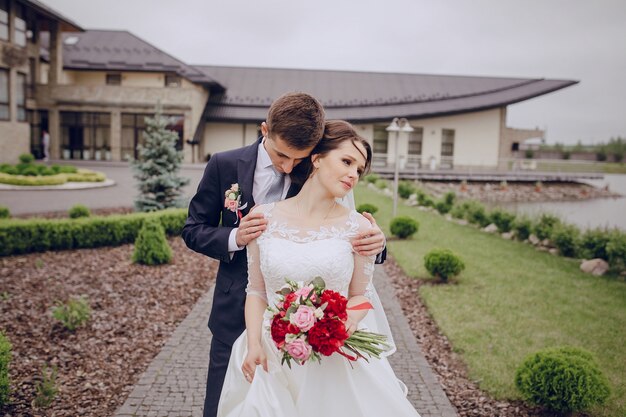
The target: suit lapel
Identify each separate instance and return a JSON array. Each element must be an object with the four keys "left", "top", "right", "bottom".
[
  {"left": 237, "top": 139, "right": 261, "bottom": 216},
  {"left": 286, "top": 182, "right": 301, "bottom": 198}
]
